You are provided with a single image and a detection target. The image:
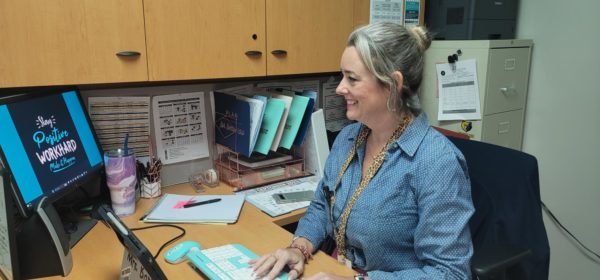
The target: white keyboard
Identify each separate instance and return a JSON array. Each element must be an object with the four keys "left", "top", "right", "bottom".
[{"left": 187, "top": 244, "right": 288, "bottom": 280}]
